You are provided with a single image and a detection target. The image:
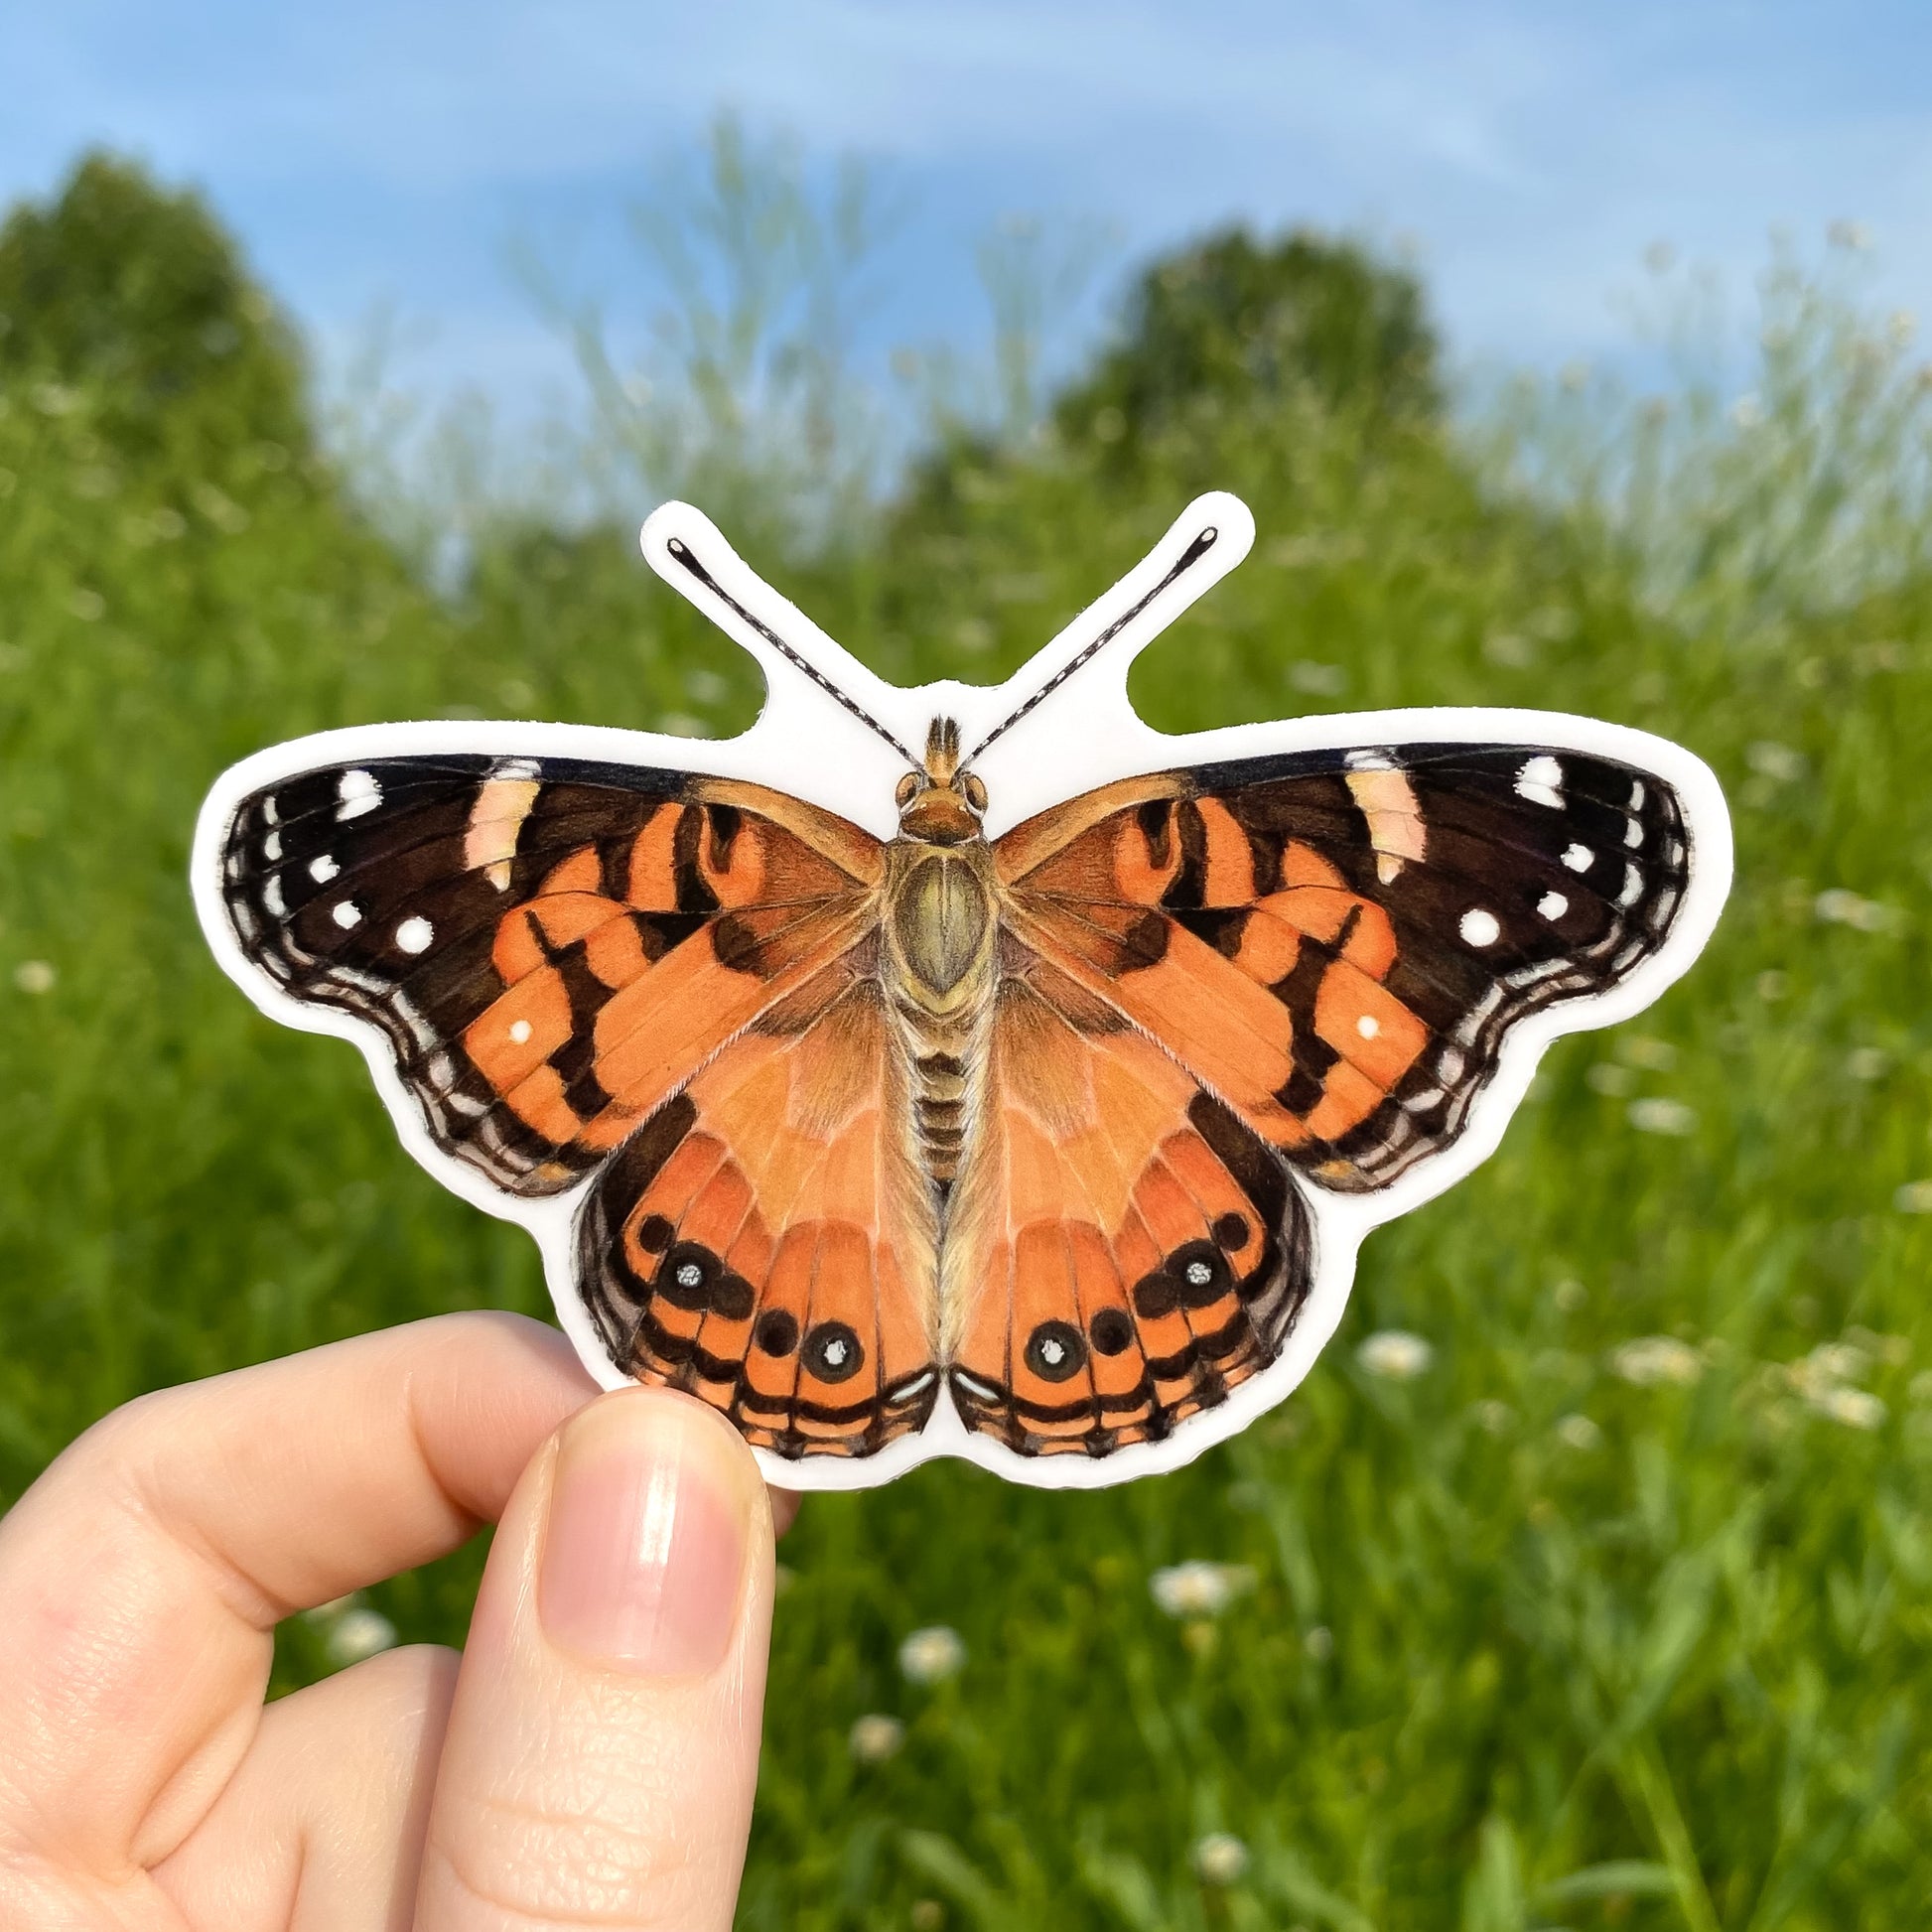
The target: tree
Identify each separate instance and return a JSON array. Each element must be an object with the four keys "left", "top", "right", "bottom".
[
  {"left": 1054, "top": 226, "right": 1441, "bottom": 462},
  {"left": 0, "top": 151, "right": 313, "bottom": 472}
]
